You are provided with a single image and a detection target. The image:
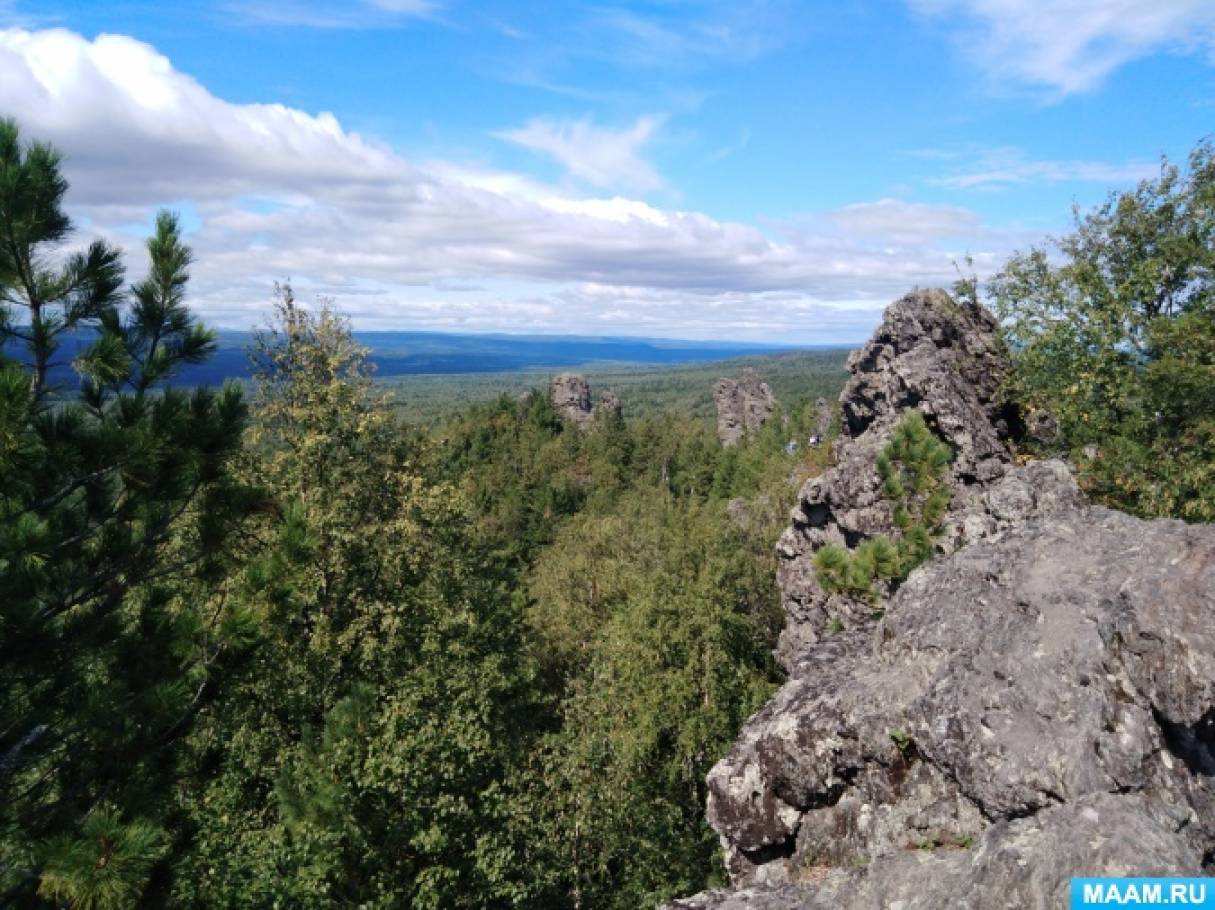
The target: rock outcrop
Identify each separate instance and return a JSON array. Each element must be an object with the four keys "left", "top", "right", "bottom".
[
  {"left": 681, "top": 508, "right": 1215, "bottom": 907},
  {"left": 775, "top": 288, "right": 1040, "bottom": 665},
  {"left": 551, "top": 373, "right": 593, "bottom": 428},
  {"left": 808, "top": 398, "right": 833, "bottom": 446},
  {"left": 668, "top": 288, "right": 1215, "bottom": 908},
  {"left": 550, "top": 373, "right": 620, "bottom": 428},
  {"left": 716, "top": 368, "right": 778, "bottom": 447},
  {"left": 597, "top": 389, "right": 622, "bottom": 419}
]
